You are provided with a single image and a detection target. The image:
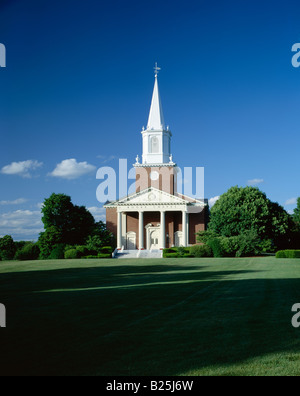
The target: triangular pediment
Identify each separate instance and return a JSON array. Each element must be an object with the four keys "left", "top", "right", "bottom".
[{"left": 105, "top": 187, "right": 189, "bottom": 207}]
